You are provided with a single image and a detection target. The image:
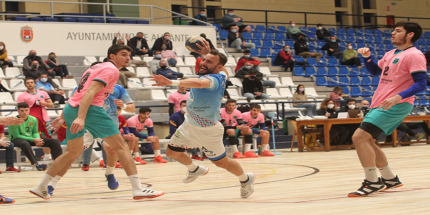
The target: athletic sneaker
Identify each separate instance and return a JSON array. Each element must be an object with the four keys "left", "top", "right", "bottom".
[
  {"left": 154, "top": 155, "right": 168, "bottom": 163},
  {"left": 99, "top": 160, "right": 104, "bottom": 168},
  {"left": 133, "top": 188, "right": 164, "bottom": 200},
  {"left": 183, "top": 165, "right": 209, "bottom": 183},
  {"left": 105, "top": 174, "right": 119, "bottom": 190},
  {"left": 47, "top": 185, "right": 54, "bottom": 196},
  {"left": 82, "top": 164, "right": 90, "bottom": 171},
  {"left": 36, "top": 164, "right": 48, "bottom": 171},
  {"left": 115, "top": 162, "right": 122, "bottom": 168},
  {"left": 191, "top": 154, "right": 203, "bottom": 160},
  {"left": 260, "top": 150, "right": 275, "bottom": 157},
  {"left": 243, "top": 151, "right": 259, "bottom": 158},
  {"left": 348, "top": 178, "right": 387, "bottom": 197},
  {"left": 0, "top": 195, "right": 15, "bottom": 204},
  {"left": 240, "top": 172, "right": 255, "bottom": 198},
  {"left": 135, "top": 157, "right": 148, "bottom": 165},
  {"left": 29, "top": 185, "right": 51, "bottom": 200},
  {"left": 416, "top": 133, "right": 425, "bottom": 141},
  {"left": 5, "top": 167, "right": 20, "bottom": 173},
  {"left": 382, "top": 176, "right": 403, "bottom": 190},
  {"left": 0, "top": 170, "right": 2, "bottom": 174},
  {"left": 233, "top": 151, "right": 245, "bottom": 159}
]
